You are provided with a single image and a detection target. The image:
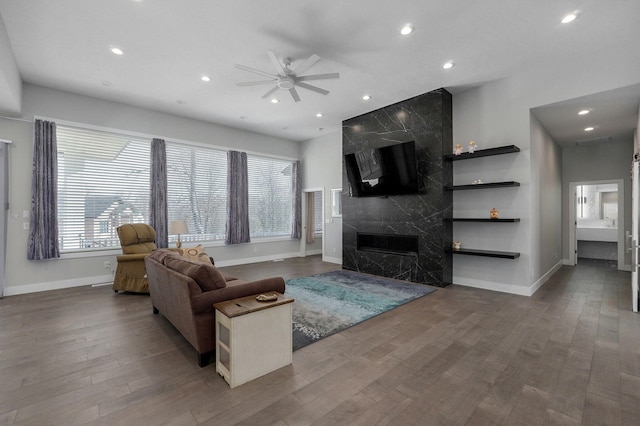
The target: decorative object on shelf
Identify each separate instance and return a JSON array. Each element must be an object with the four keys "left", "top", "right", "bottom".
[
  {"left": 454, "top": 144, "right": 463, "bottom": 155},
  {"left": 468, "top": 141, "right": 478, "bottom": 153},
  {"left": 453, "top": 241, "right": 462, "bottom": 250},
  {"left": 490, "top": 208, "right": 499, "bottom": 219},
  {"left": 256, "top": 293, "right": 278, "bottom": 302},
  {"left": 472, "top": 179, "right": 484, "bottom": 185},
  {"left": 169, "top": 220, "right": 188, "bottom": 248}
]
